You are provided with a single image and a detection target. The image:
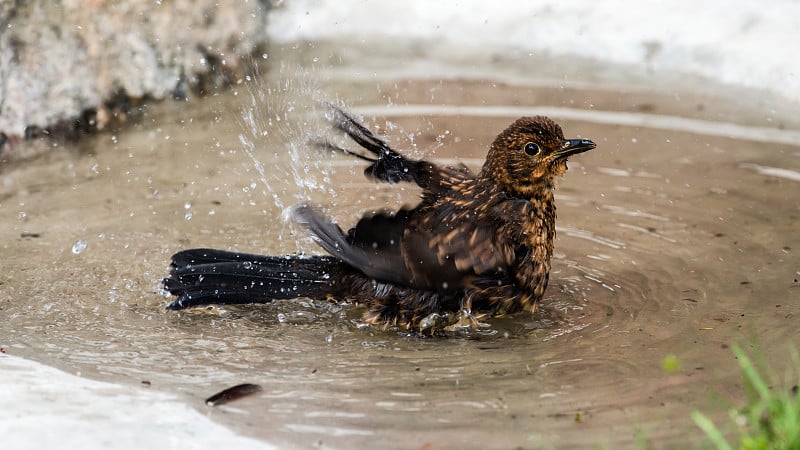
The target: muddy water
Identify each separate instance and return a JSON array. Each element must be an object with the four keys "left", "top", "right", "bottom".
[{"left": 2, "top": 44, "right": 800, "bottom": 449}]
